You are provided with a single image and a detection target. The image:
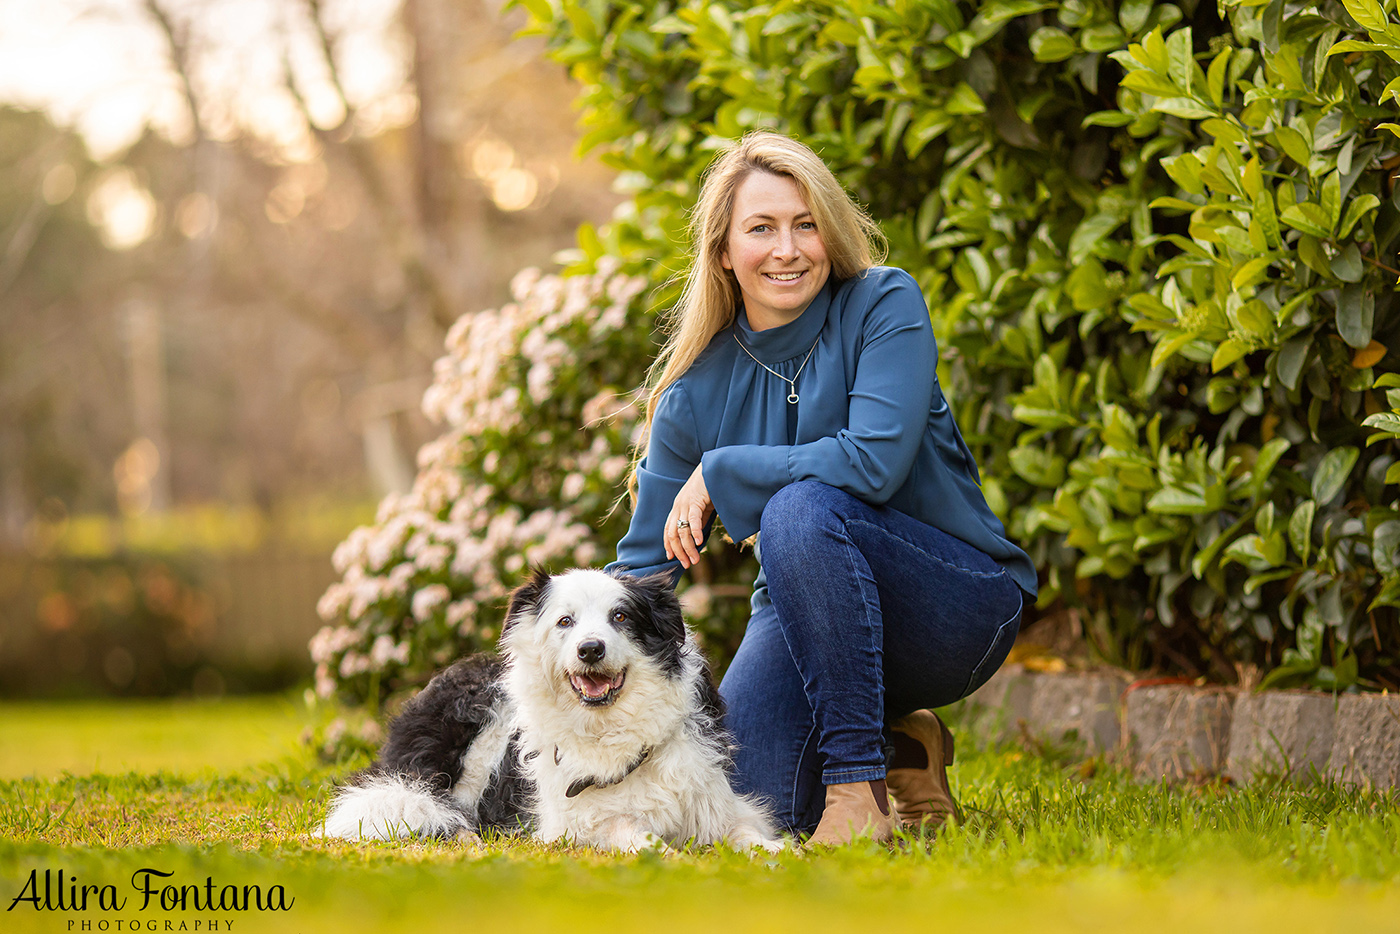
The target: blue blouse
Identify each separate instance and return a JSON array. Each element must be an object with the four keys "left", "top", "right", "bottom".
[{"left": 606, "top": 266, "right": 1038, "bottom": 602}]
